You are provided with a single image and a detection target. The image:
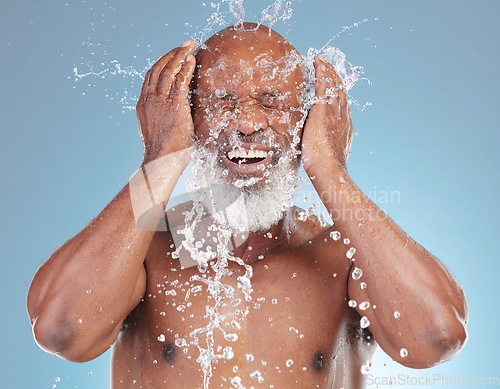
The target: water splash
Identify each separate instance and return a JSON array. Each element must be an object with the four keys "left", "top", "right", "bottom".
[
  {"left": 71, "top": 0, "right": 371, "bottom": 115},
  {"left": 259, "top": 0, "right": 293, "bottom": 29},
  {"left": 70, "top": 1, "right": 376, "bottom": 386}
]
